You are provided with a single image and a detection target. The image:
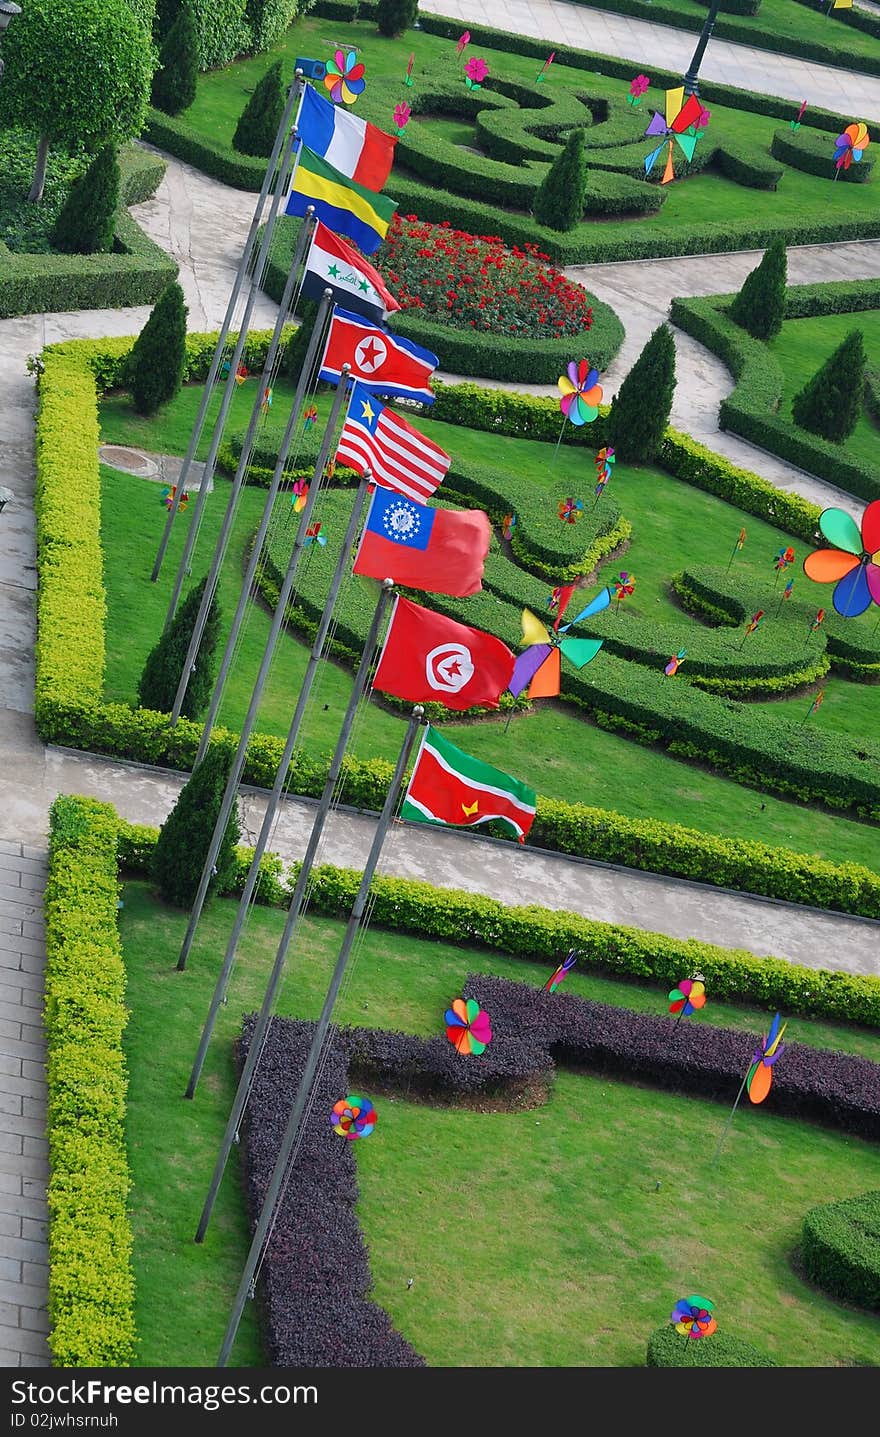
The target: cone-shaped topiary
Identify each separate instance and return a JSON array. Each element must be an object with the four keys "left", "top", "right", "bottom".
[
  {"left": 50, "top": 144, "right": 120, "bottom": 254},
  {"left": 124, "top": 280, "right": 188, "bottom": 415},
  {"left": 150, "top": 1, "right": 198, "bottom": 117},
  {"left": 376, "top": 0, "right": 419, "bottom": 38},
  {"left": 533, "top": 129, "right": 588, "bottom": 232},
  {"left": 232, "top": 59, "right": 285, "bottom": 157},
  {"left": 152, "top": 741, "right": 241, "bottom": 908},
  {"left": 792, "top": 329, "right": 866, "bottom": 443},
  {"left": 606, "top": 322, "right": 677, "bottom": 463},
  {"left": 729, "top": 237, "right": 787, "bottom": 340},
  {"left": 137, "top": 574, "right": 221, "bottom": 719}
]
